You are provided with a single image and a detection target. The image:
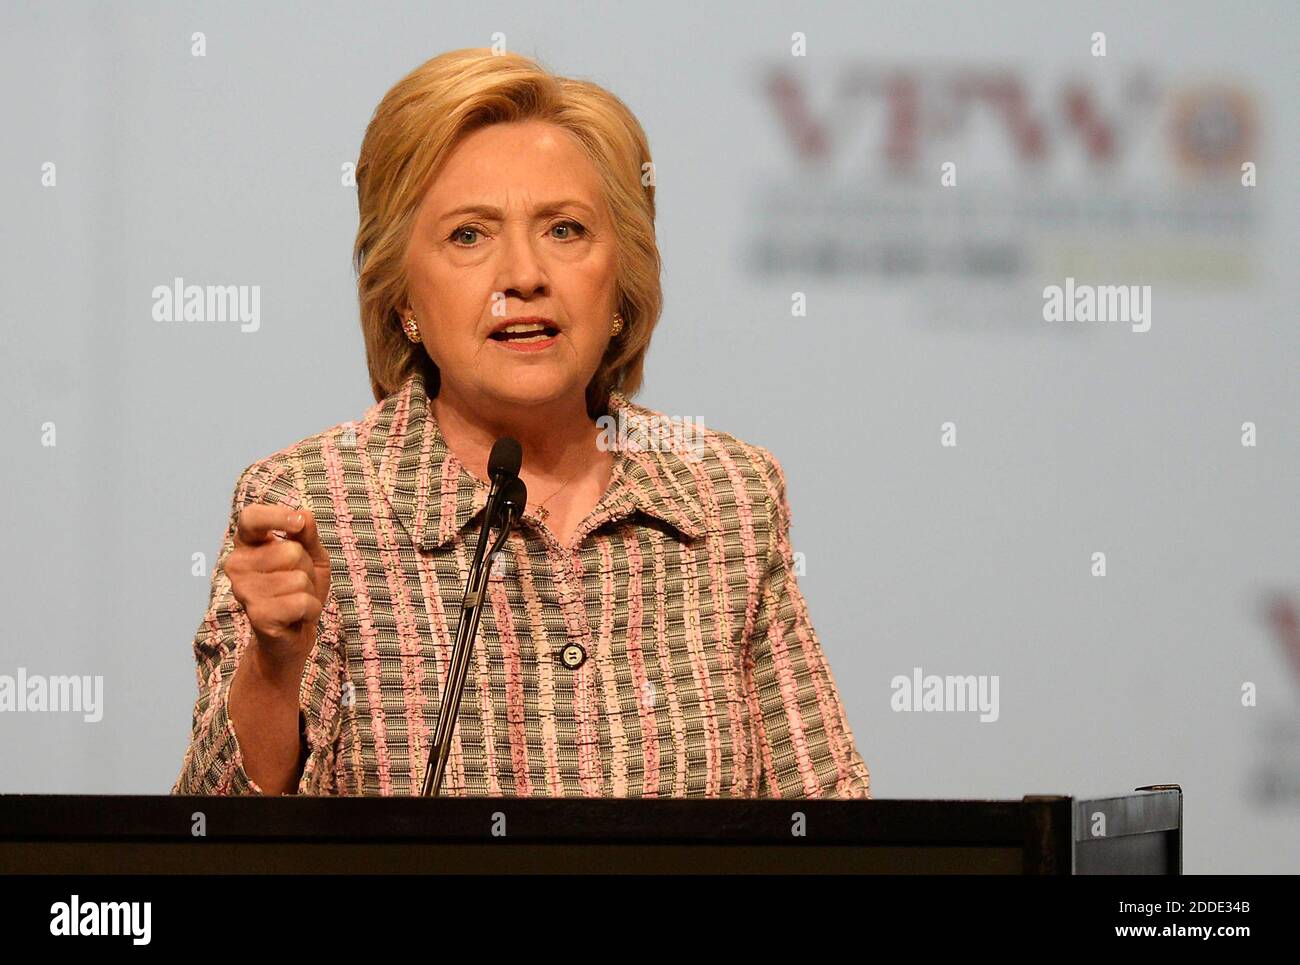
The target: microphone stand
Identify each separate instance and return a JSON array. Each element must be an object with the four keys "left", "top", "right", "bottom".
[{"left": 420, "top": 483, "right": 523, "bottom": 797}]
